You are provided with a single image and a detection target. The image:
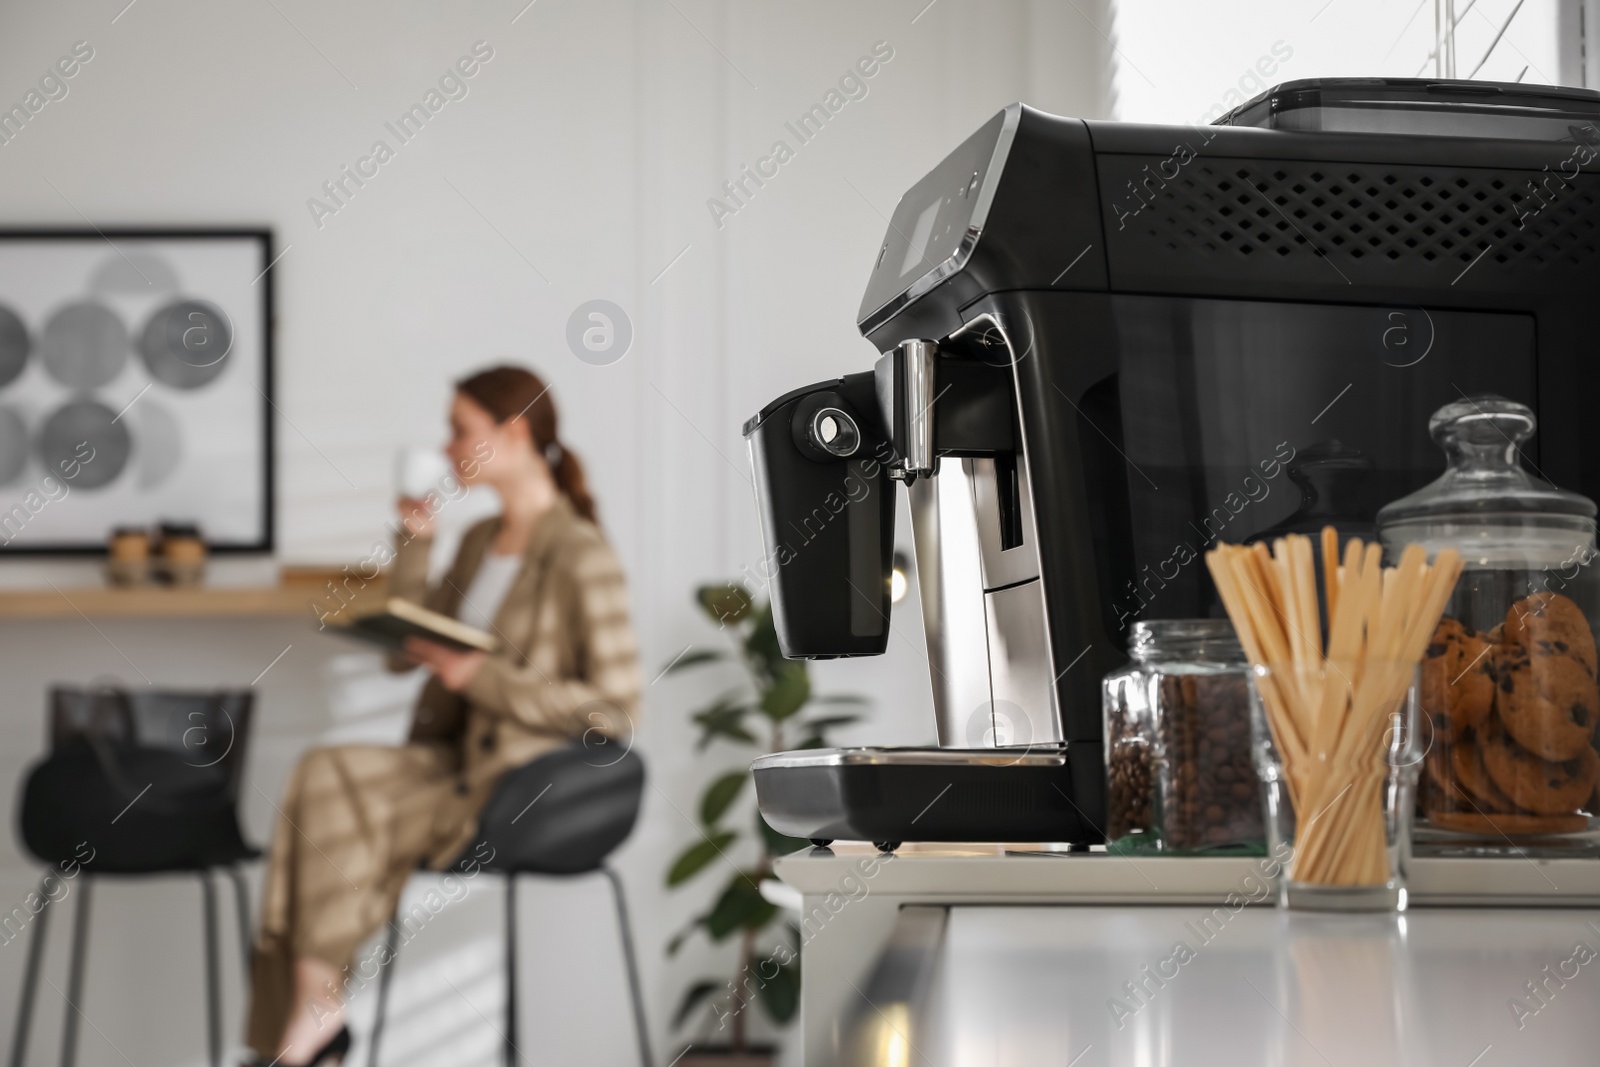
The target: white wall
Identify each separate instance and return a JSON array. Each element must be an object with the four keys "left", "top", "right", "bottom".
[{"left": 0, "top": 2, "right": 1111, "bottom": 1065}]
